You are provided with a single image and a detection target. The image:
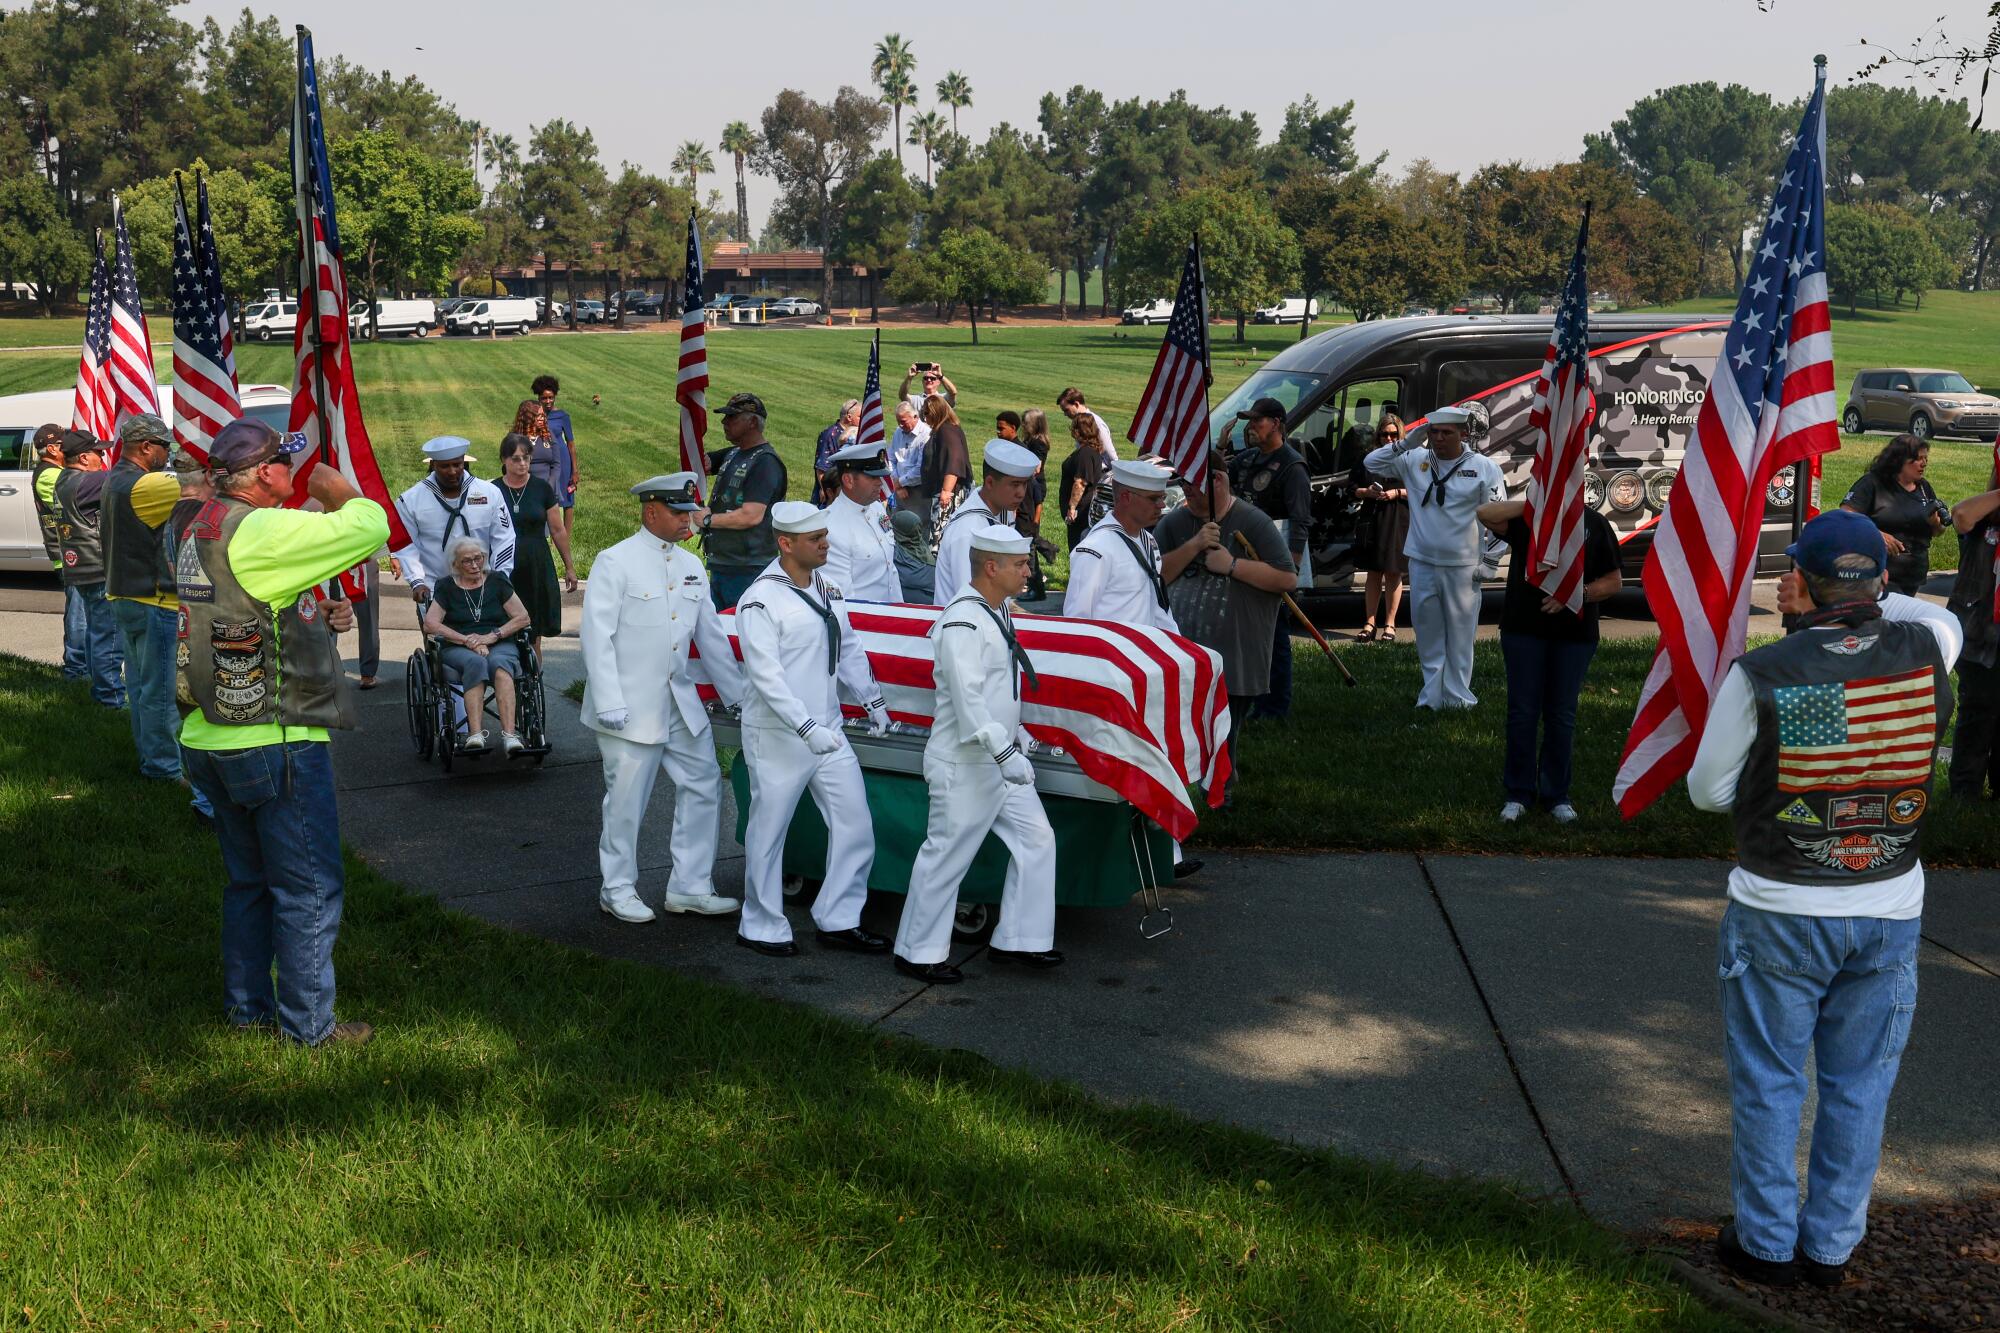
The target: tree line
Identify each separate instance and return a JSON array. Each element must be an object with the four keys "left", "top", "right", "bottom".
[{"left": 1, "top": 2, "right": 1995, "bottom": 334}]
